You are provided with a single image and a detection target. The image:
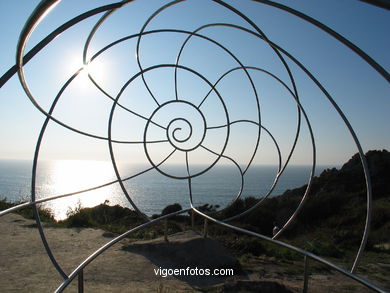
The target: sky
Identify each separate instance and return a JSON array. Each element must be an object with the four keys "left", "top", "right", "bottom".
[{"left": 0, "top": 0, "right": 389, "bottom": 169}]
